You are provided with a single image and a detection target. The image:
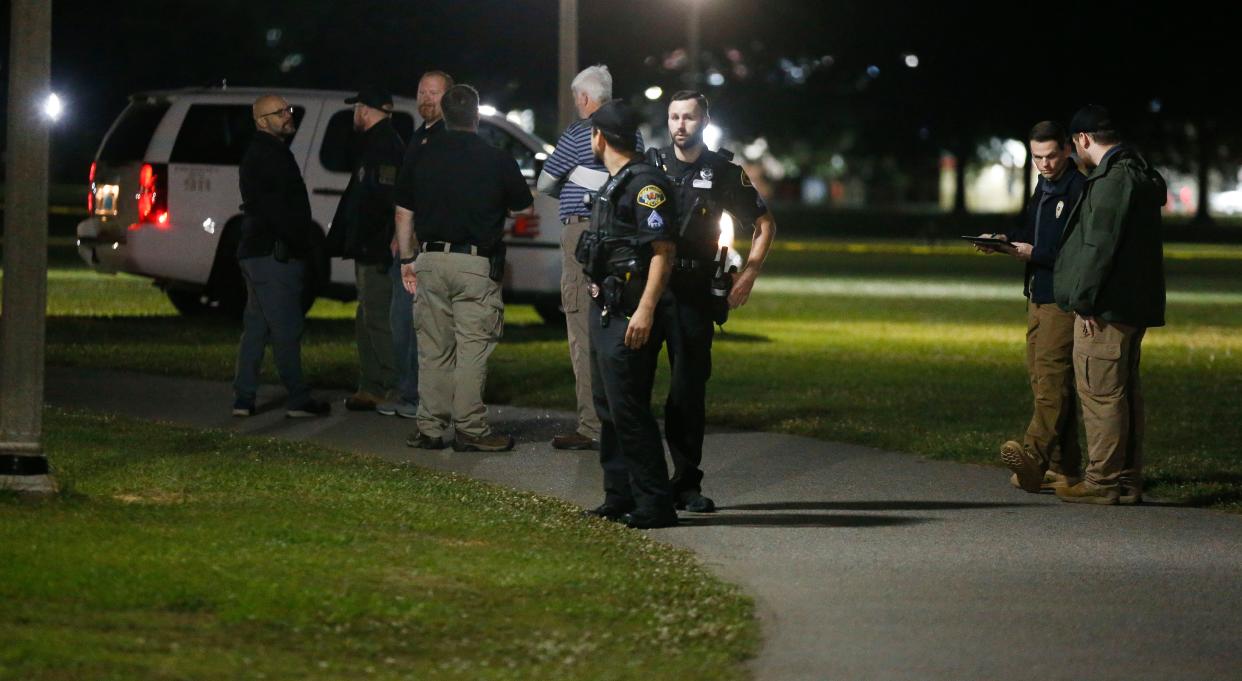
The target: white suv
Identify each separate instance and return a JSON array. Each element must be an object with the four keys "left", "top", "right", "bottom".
[{"left": 77, "top": 86, "right": 565, "bottom": 322}]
